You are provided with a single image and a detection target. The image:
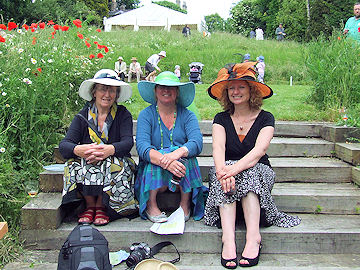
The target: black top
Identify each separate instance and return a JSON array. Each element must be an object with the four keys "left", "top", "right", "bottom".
[
  {"left": 59, "top": 104, "right": 134, "bottom": 159},
  {"left": 213, "top": 110, "right": 274, "bottom": 166}
]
